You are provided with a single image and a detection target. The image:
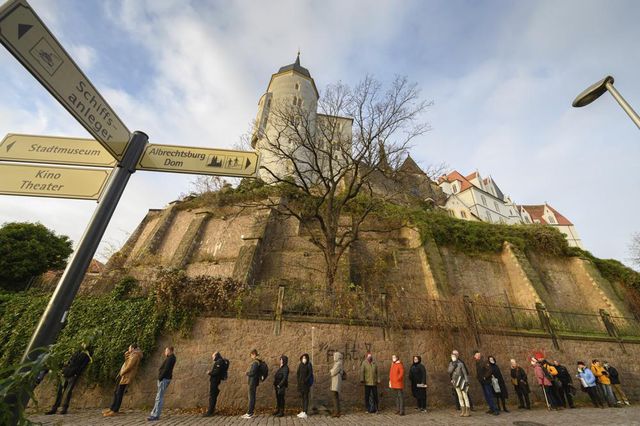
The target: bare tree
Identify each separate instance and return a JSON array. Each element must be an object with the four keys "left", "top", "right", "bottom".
[
  {"left": 254, "top": 75, "right": 431, "bottom": 293},
  {"left": 423, "top": 161, "right": 451, "bottom": 181}
]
